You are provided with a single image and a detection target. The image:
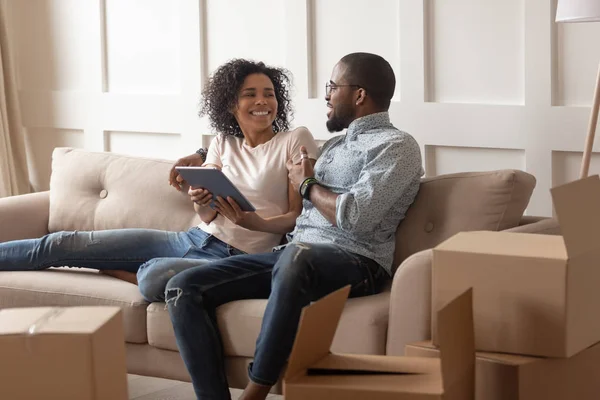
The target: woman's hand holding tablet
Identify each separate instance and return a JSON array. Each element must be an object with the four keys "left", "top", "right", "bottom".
[{"left": 175, "top": 166, "right": 256, "bottom": 212}]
